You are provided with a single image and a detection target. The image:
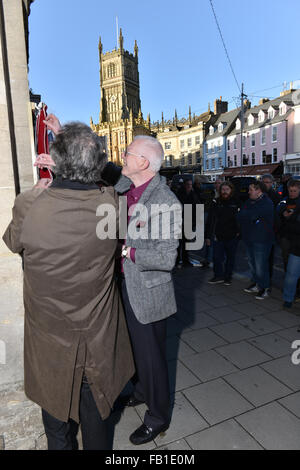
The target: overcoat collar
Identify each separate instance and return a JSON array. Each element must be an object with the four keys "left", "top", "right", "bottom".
[{"left": 51, "top": 178, "right": 99, "bottom": 191}]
